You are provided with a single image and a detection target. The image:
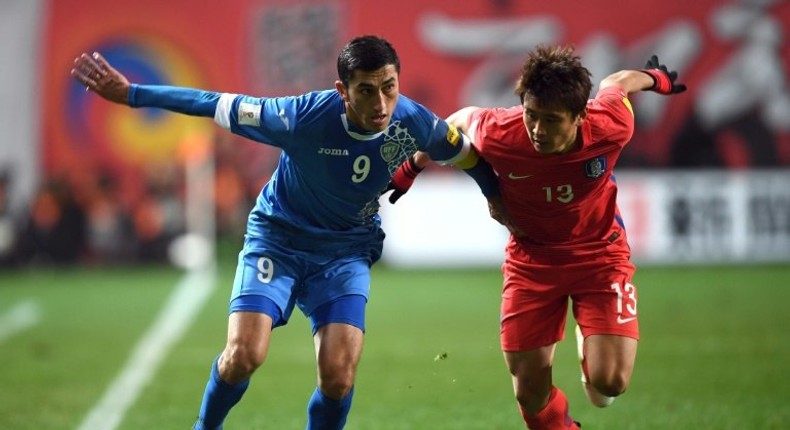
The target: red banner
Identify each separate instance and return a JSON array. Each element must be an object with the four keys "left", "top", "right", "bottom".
[
  {"left": 44, "top": 0, "right": 790, "bottom": 191},
  {"left": 346, "top": 0, "right": 790, "bottom": 167}
]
